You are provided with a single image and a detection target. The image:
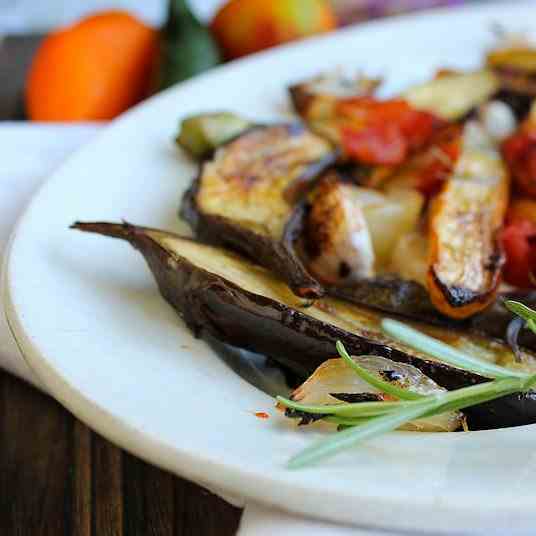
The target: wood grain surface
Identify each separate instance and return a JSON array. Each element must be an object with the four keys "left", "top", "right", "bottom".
[
  {"left": 0, "top": 36, "right": 242, "bottom": 535},
  {"left": 0, "top": 372, "right": 242, "bottom": 535}
]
